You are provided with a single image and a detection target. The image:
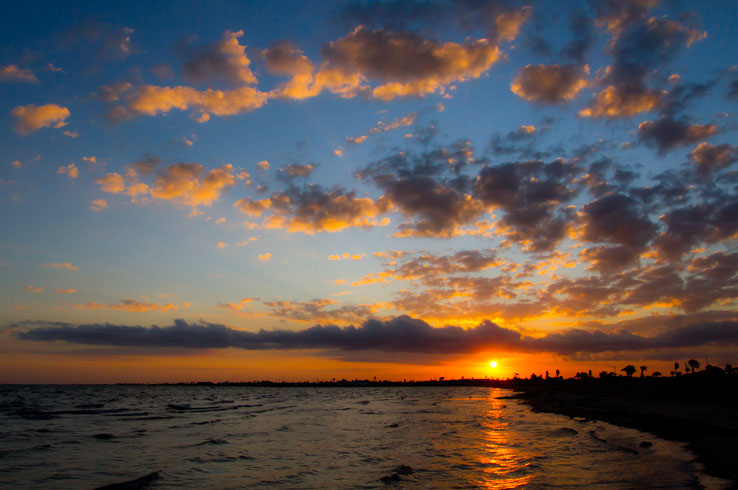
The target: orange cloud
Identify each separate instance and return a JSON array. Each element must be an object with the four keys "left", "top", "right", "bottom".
[
  {"left": 24, "top": 286, "right": 44, "bottom": 293},
  {"left": 90, "top": 199, "right": 108, "bottom": 212},
  {"left": 118, "top": 84, "right": 267, "bottom": 122},
  {"left": 346, "top": 111, "right": 417, "bottom": 145},
  {"left": 57, "top": 163, "right": 79, "bottom": 179},
  {"left": 96, "top": 163, "right": 236, "bottom": 210},
  {"left": 511, "top": 64, "right": 588, "bottom": 104},
  {"left": 11, "top": 103, "right": 70, "bottom": 134},
  {"left": 45, "top": 262, "right": 79, "bottom": 271},
  {"left": 0, "top": 64, "right": 38, "bottom": 83},
  {"left": 54, "top": 288, "right": 78, "bottom": 294},
  {"left": 579, "top": 85, "right": 661, "bottom": 118},
  {"left": 257, "top": 253, "right": 272, "bottom": 262},
  {"left": 76, "top": 300, "right": 178, "bottom": 312},
  {"left": 266, "top": 26, "right": 511, "bottom": 101}
]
